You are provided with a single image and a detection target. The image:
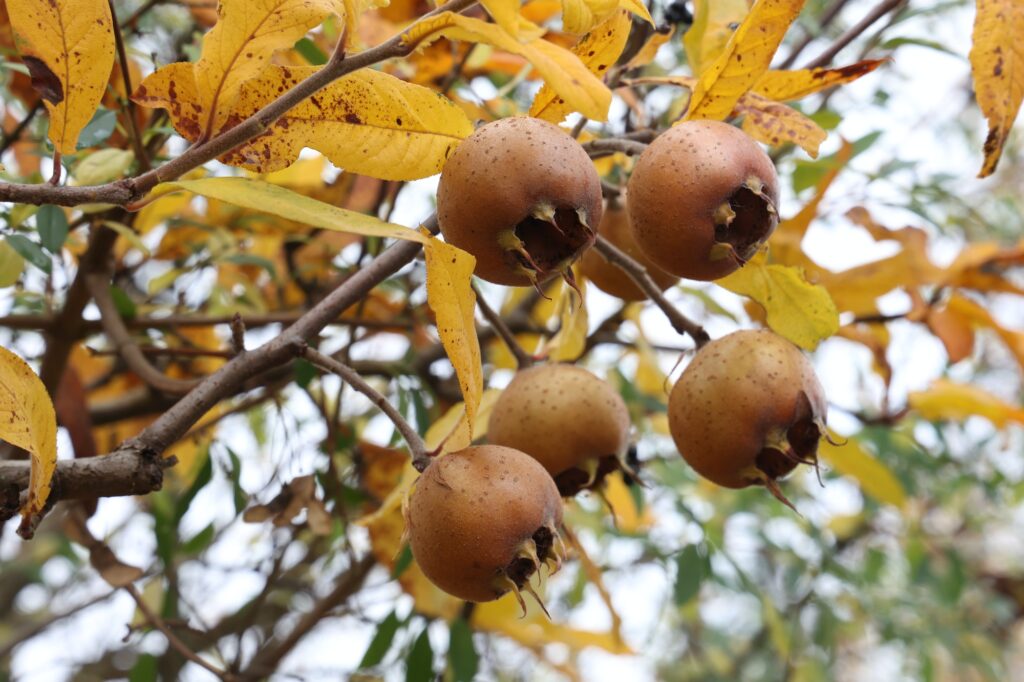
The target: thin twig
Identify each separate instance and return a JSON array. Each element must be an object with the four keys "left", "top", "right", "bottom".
[
  {"left": 582, "top": 138, "right": 649, "bottom": 157},
  {"left": 803, "top": 0, "right": 907, "bottom": 68},
  {"left": 0, "top": 101, "right": 42, "bottom": 157},
  {"left": 125, "top": 584, "right": 235, "bottom": 681},
  {"left": 593, "top": 235, "right": 710, "bottom": 347},
  {"left": 778, "top": 0, "right": 855, "bottom": 69},
  {"left": 107, "top": 0, "right": 151, "bottom": 171},
  {"left": 472, "top": 283, "right": 533, "bottom": 369},
  {"left": 299, "top": 345, "right": 430, "bottom": 471},
  {"left": 86, "top": 272, "right": 200, "bottom": 396}
]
